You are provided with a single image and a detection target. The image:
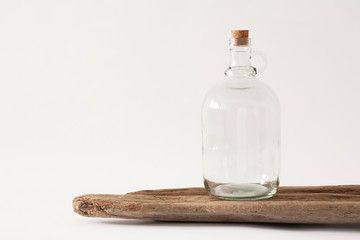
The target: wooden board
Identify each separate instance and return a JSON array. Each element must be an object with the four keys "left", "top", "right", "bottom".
[{"left": 73, "top": 185, "right": 360, "bottom": 224}]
